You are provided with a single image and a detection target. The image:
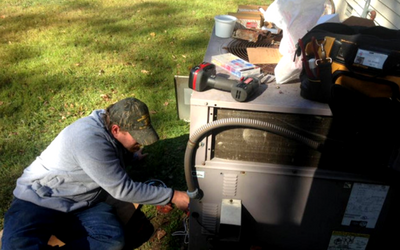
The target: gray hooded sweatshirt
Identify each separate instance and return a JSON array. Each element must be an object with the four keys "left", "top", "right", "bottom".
[{"left": 13, "top": 109, "right": 173, "bottom": 212}]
